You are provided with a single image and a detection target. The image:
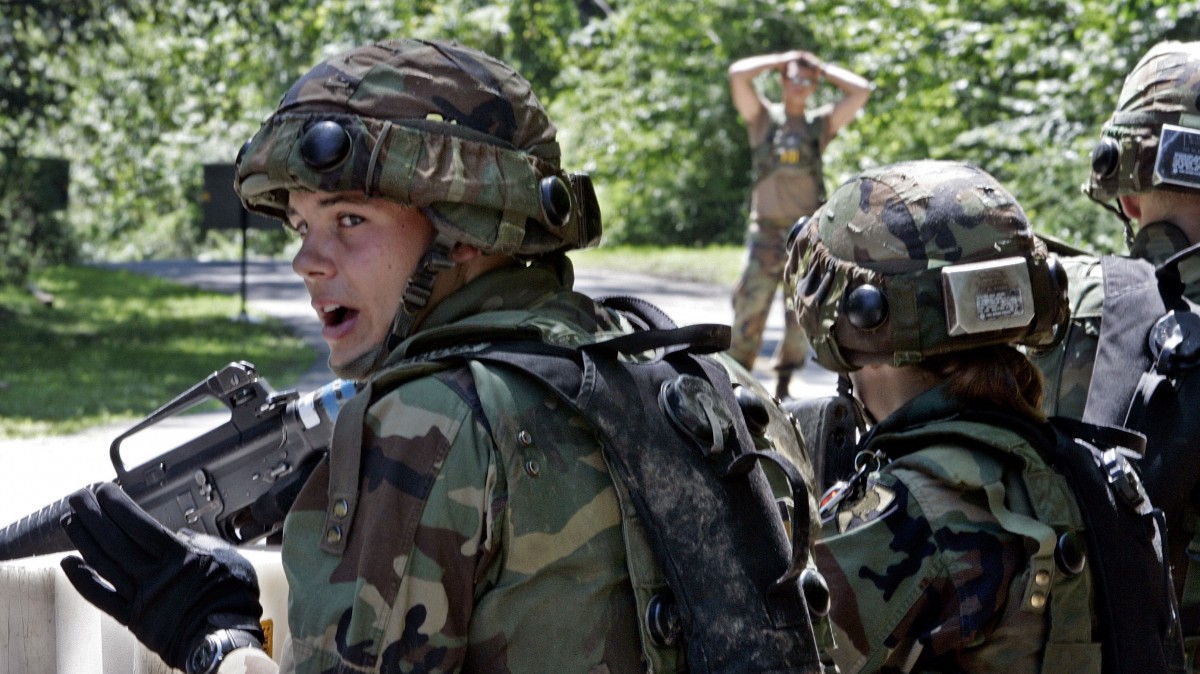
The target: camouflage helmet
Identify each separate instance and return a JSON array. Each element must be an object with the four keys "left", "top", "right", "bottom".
[
  {"left": 234, "top": 38, "right": 600, "bottom": 257},
  {"left": 784, "top": 160, "right": 1068, "bottom": 373},
  {"left": 1085, "top": 40, "right": 1200, "bottom": 207}
]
